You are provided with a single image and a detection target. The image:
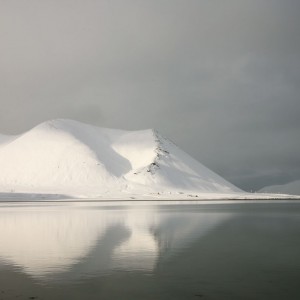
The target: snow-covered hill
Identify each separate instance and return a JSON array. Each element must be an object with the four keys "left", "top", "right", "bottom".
[
  {"left": 0, "top": 119, "right": 243, "bottom": 198},
  {"left": 259, "top": 180, "right": 300, "bottom": 196},
  {"left": 0, "top": 119, "right": 297, "bottom": 200}
]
